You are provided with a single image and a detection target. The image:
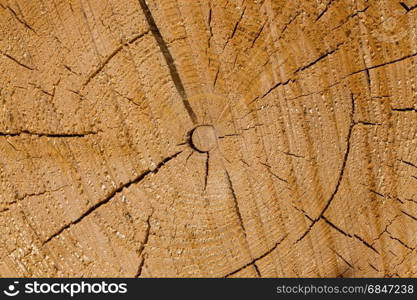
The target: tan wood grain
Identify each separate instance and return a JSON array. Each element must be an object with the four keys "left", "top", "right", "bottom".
[{"left": 0, "top": 0, "right": 416, "bottom": 277}]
